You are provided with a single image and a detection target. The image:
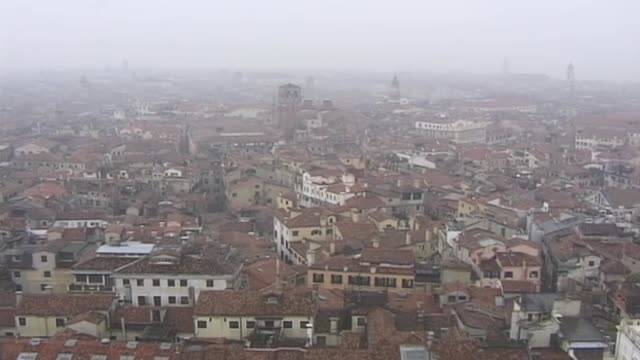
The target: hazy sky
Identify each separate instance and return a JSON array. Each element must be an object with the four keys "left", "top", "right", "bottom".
[{"left": 1, "top": 0, "right": 639, "bottom": 81}]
